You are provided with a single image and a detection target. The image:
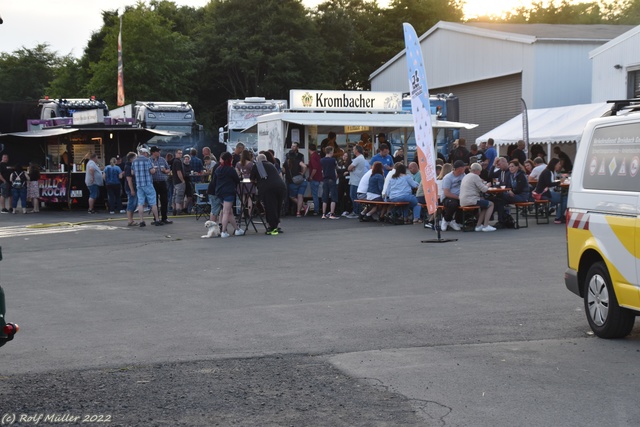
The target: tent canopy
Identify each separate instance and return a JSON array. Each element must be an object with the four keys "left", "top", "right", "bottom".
[
  {"left": 0, "top": 127, "right": 185, "bottom": 138},
  {"left": 475, "top": 102, "right": 612, "bottom": 146}
]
